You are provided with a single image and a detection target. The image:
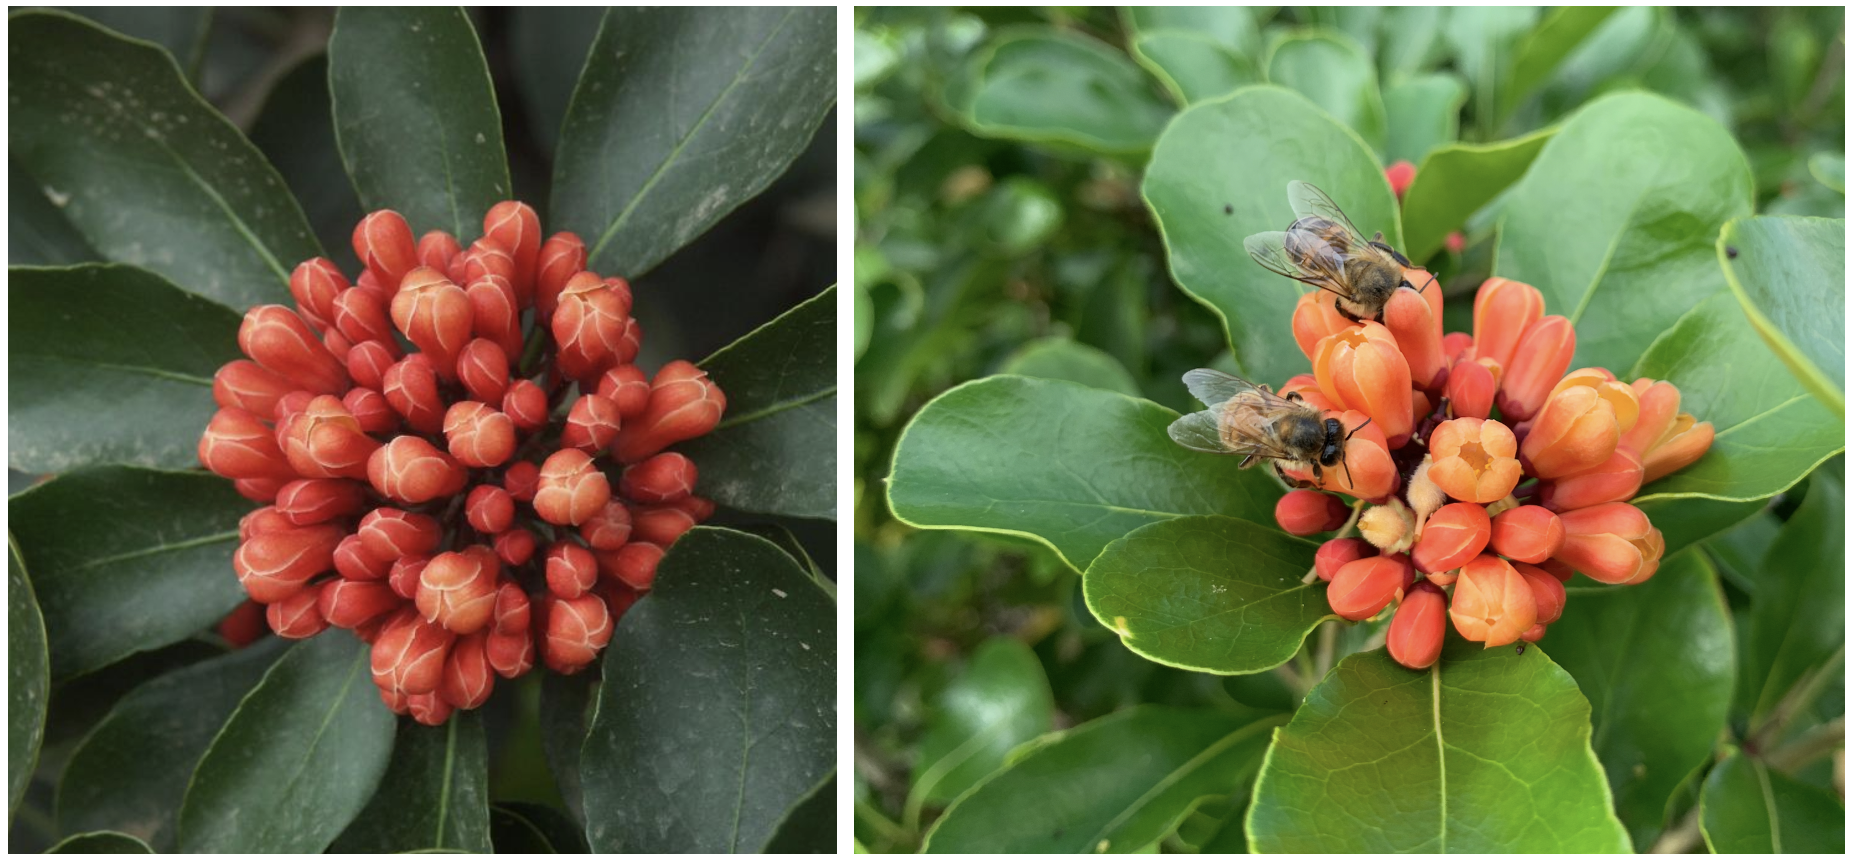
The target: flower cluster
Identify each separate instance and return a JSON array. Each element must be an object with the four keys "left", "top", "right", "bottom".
[
  {"left": 198, "top": 203, "right": 726, "bottom": 724},
  {"left": 1272, "top": 274, "right": 1713, "bottom": 670}
]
